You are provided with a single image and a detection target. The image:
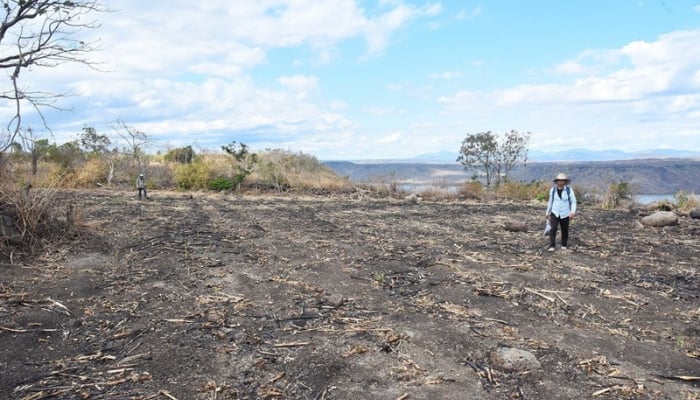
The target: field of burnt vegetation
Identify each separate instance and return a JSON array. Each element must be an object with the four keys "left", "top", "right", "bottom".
[{"left": 1, "top": 185, "right": 698, "bottom": 399}]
